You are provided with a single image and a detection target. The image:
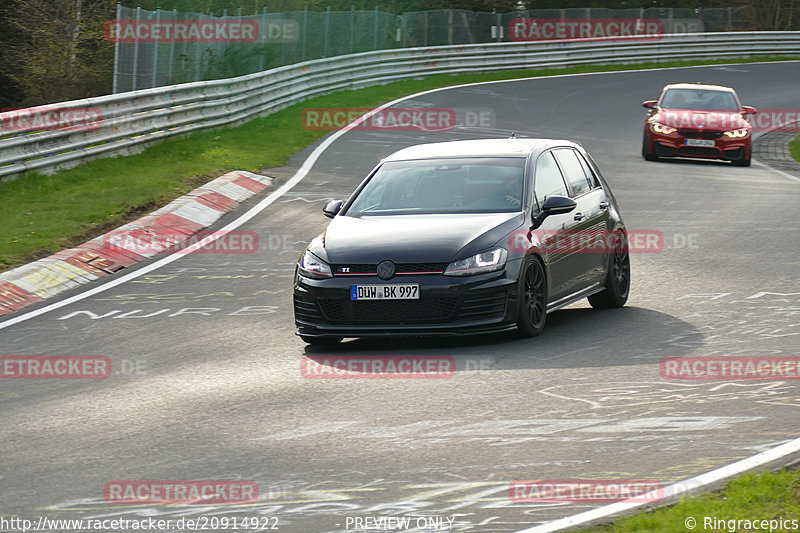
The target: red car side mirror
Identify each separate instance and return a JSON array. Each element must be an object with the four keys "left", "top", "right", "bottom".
[
  {"left": 642, "top": 100, "right": 657, "bottom": 109},
  {"left": 741, "top": 105, "right": 757, "bottom": 115}
]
